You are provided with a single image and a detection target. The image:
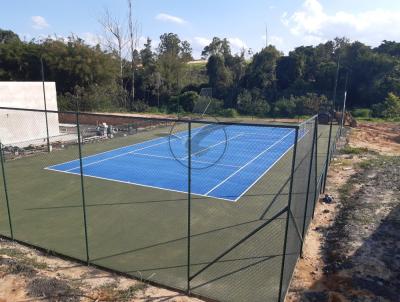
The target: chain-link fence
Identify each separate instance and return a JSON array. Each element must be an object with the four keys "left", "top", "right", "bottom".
[{"left": 0, "top": 106, "right": 342, "bottom": 302}]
